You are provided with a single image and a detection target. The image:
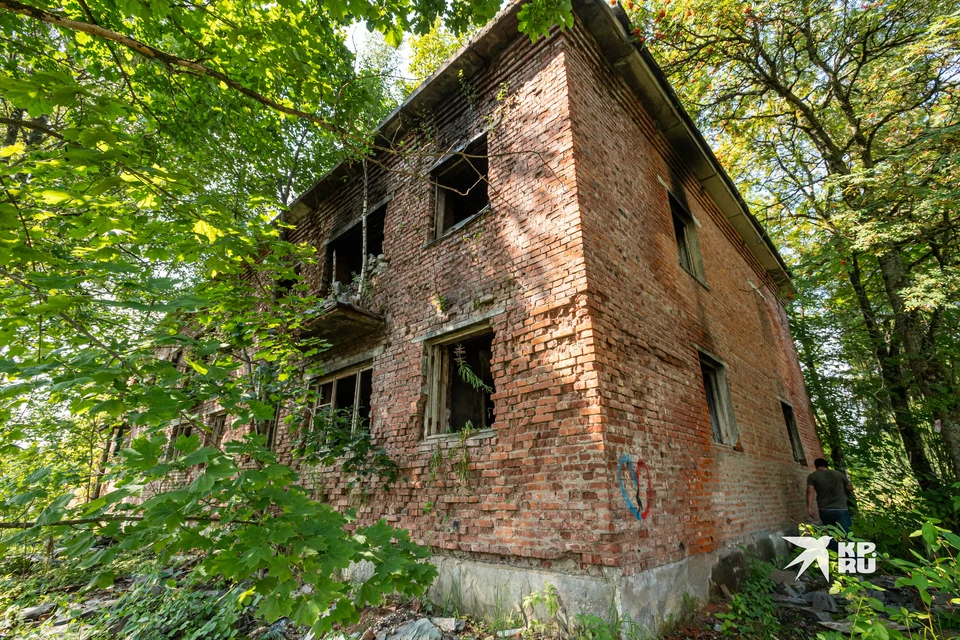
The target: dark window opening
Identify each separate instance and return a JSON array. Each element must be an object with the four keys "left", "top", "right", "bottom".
[
  {"left": 434, "top": 135, "right": 489, "bottom": 236},
  {"left": 276, "top": 262, "right": 303, "bottom": 298},
  {"left": 781, "top": 402, "right": 806, "bottom": 464},
  {"left": 447, "top": 333, "right": 495, "bottom": 432},
  {"left": 699, "top": 352, "right": 736, "bottom": 445},
  {"left": 357, "top": 368, "right": 373, "bottom": 426},
  {"left": 253, "top": 419, "right": 276, "bottom": 449},
  {"left": 166, "top": 423, "right": 193, "bottom": 459},
  {"left": 327, "top": 205, "right": 386, "bottom": 287},
  {"left": 206, "top": 413, "right": 227, "bottom": 448},
  {"left": 311, "top": 367, "right": 373, "bottom": 433},
  {"left": 335, "top": 373, "right": 358, "bottom": 414},
  {"left": 424, "top": 329, "right": 496, "bottom": 437},
  {"left": 670, "top": 194, "right": 704, "bottom": 280}
]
